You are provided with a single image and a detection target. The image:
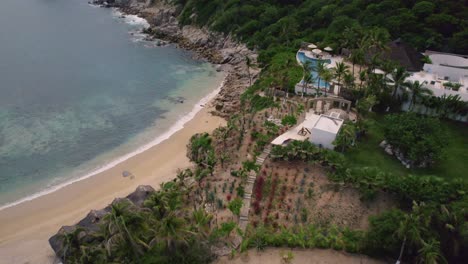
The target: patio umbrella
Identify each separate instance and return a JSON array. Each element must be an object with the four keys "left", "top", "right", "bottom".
[
  {"left": 324, "top": 46, "right": 333, "bottom": 51},
  {"left": 312, "top": 48, "right": 322, "bottom": 54},
  {"left": 307, "top": 43, "right": 317, "bottom": 49},
  {"left": 373, "top": 68, "right": 385, "bottom": 75}
]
